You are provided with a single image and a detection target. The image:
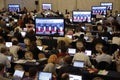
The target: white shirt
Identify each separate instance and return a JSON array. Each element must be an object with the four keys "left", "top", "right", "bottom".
[
  {"left": 72, "top": 52, "right": 92, "bottom": 67},
  {"left": 96, "top": 53, "right": 112, "bottom": 64}
]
